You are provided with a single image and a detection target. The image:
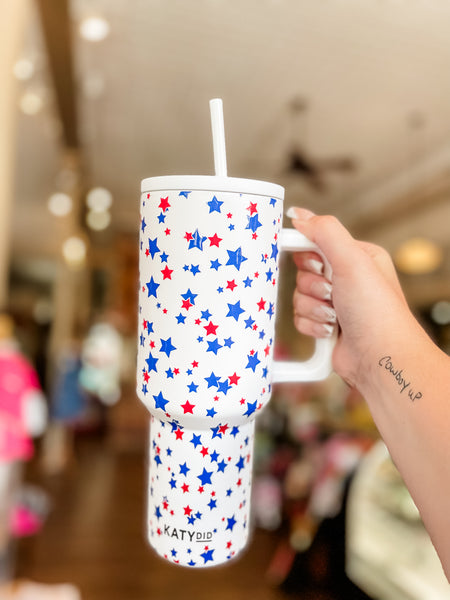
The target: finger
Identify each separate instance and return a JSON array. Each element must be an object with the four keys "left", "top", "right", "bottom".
[
  {"left": 293, "top": 290, "right": 337, "bottom": 325},
  {"left": 293, "top": 314, "right": 336, "bottom": 339},
  {"left": 295, "top": 270, "right": 333, "bottom": 302},
  {"left": 292, "top": 251, "right": 325, "bottom": 277},
  {"left": 358, "top": 241, "right": 406, "bottom": 303}
]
